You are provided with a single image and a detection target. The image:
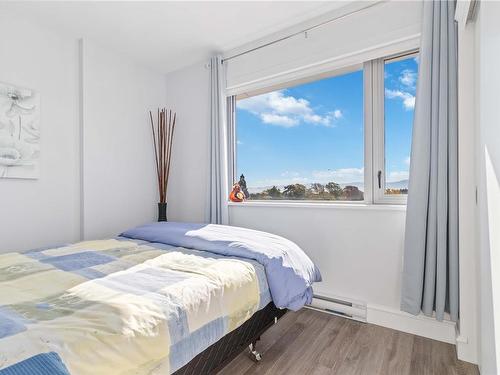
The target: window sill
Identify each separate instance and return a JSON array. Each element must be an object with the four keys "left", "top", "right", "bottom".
[{"left": 227, "top": 200, "right": 406, "bottom": 211}]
